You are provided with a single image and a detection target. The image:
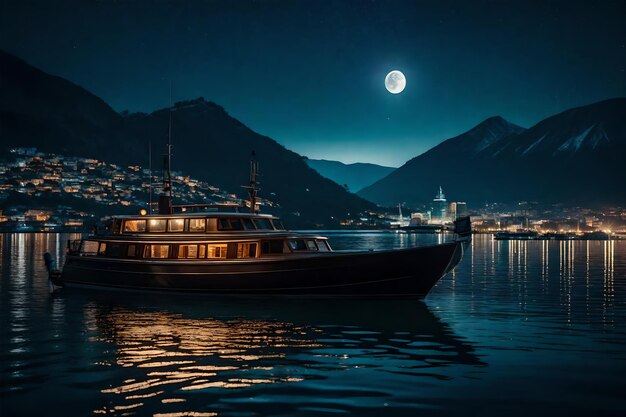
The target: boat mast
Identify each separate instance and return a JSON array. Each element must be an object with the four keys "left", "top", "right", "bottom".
[
  {"left": 242, "top": 152, "right": 260, "bottom": 214},
  {"left": 148, "top": 140, "right": 152, "bottom": 214},
  {"left": 158, "top": 82, "right": 174, "bottom": 215}
]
